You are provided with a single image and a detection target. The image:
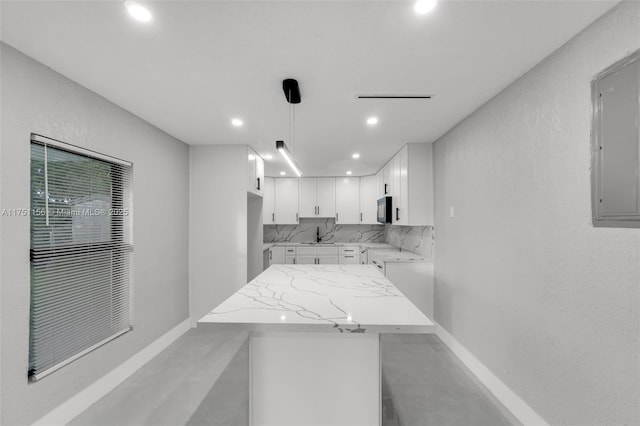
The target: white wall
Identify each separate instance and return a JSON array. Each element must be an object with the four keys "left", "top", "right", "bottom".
[
  {"left": 432, "top": 3, "right": 640, "bottom": 425},
  {"left": 189, "top": 145, "right": 248, "bottom": 326},
  {"left": 0, "top": 43, "right": 190, "bottom": 425}
]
